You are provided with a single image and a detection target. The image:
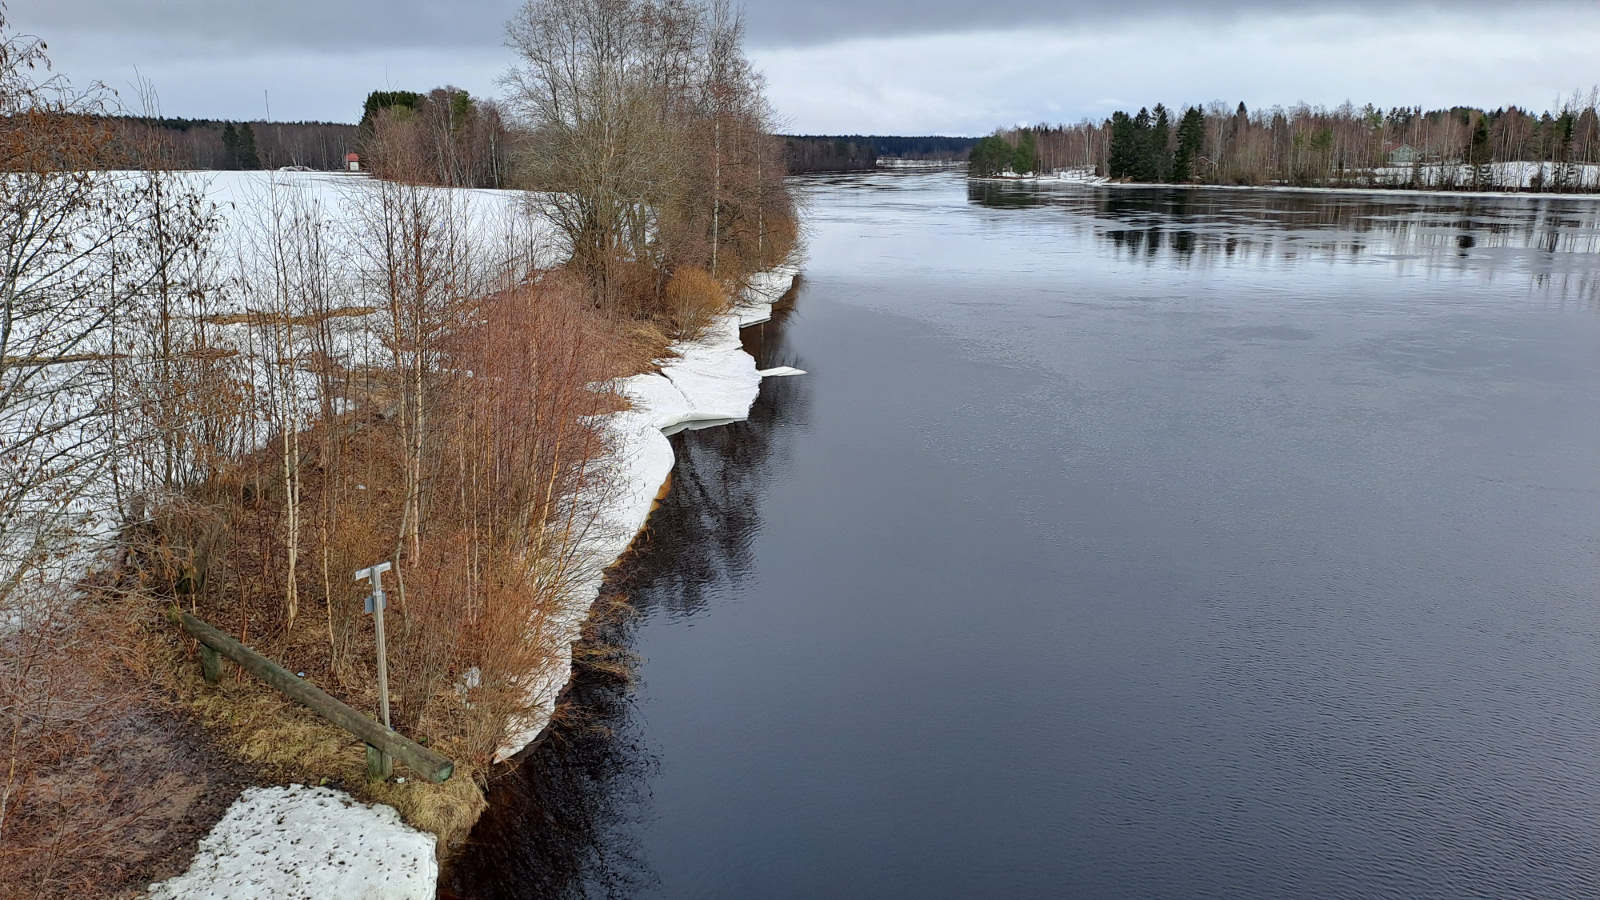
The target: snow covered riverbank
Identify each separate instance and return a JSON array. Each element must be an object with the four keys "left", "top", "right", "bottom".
[
  {"left": 148, "top": 262, "right": 802, "bottom": 900},
  {"left": 494, "top": 263, "right": 802, "bottom": 761},
  {"left": 973, "top": 164, "right": 1600, "bottom": 199}
]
